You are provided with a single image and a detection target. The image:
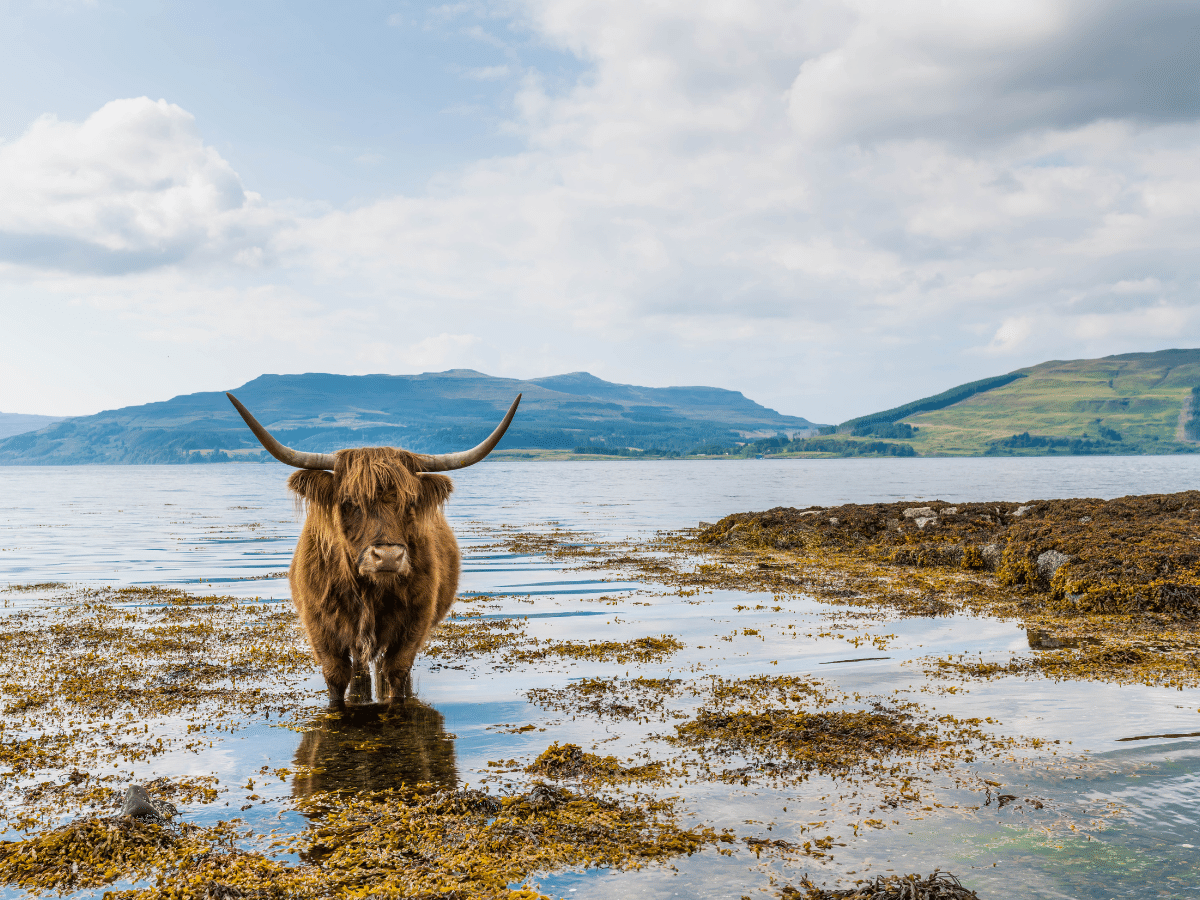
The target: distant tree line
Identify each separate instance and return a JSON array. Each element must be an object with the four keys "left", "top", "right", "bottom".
[
  {"left": 986, "top": 431, "right": 1126, "bottom": 455},
  {"left": 573, "top": 445, "right": 682, "bottom": 458},
  {"left": 702, "top": 433, "right": 916, "bottom": 458},
  {"left": 786, "top": 438, "right": 916, "bottom": 457},
  {"left": 850, "top": 422, "right": 919, "bottom": 439}
]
